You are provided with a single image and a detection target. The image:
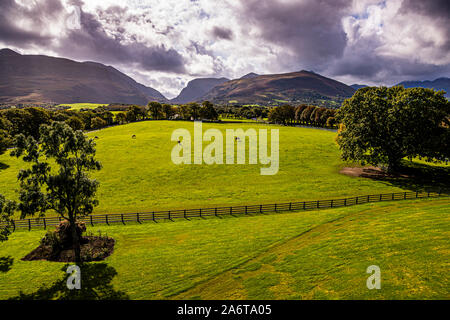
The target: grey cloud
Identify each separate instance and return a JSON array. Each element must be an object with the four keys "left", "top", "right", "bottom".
[
  {"left": 0, "top": 0, "right": 185, "bottom": 74},
  {"left": 240, "top": 0, "right": 352, "bottom": 69},
  {"left": 212, "top": 26, "right": 234, "bottom": 40},
  {"left": 57, "top": 8, "right": 185, "bottom": 73},
  {"left": 0, "top": 0, "right": 62, "bottom": 47}
]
